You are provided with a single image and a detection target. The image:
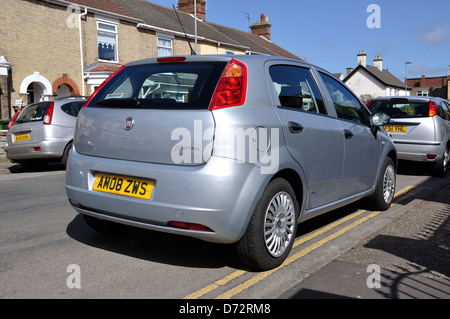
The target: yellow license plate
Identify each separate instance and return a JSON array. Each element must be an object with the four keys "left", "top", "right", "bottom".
[
  {"left": 384, "top": 125, "right": 407, "bottom": 133},
  {"left": 93, "top": 173, "right": 154, "bottom": 200},
  {"left": 15, "top": 134, "right": 30, "bottom": 142}
]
